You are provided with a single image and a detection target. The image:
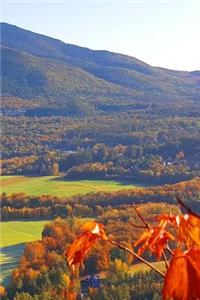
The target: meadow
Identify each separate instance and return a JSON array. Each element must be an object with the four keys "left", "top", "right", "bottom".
[
  {"left": 0, "top": 220, "right": 48, "bottom": 284},
  {"left": 0, "top": 220, "right": 48, "bottom": 248},
  {"left": 0, "top": 175, "right": 145, "bottom": 197},
  {"left": 129, "top": 261, "right": 166, "bottom": 275}
]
